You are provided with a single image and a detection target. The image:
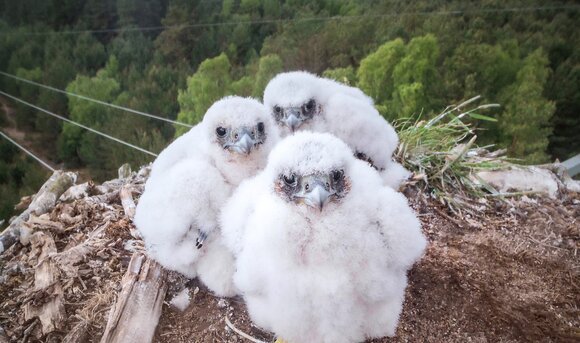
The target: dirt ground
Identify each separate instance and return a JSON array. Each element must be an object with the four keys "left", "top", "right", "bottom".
[
  {"left": 153, "top": 189, "right": 580, "bottom": 343},
  {"left": 0, "top": 180, "right": 578, "bottom": 343}
]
